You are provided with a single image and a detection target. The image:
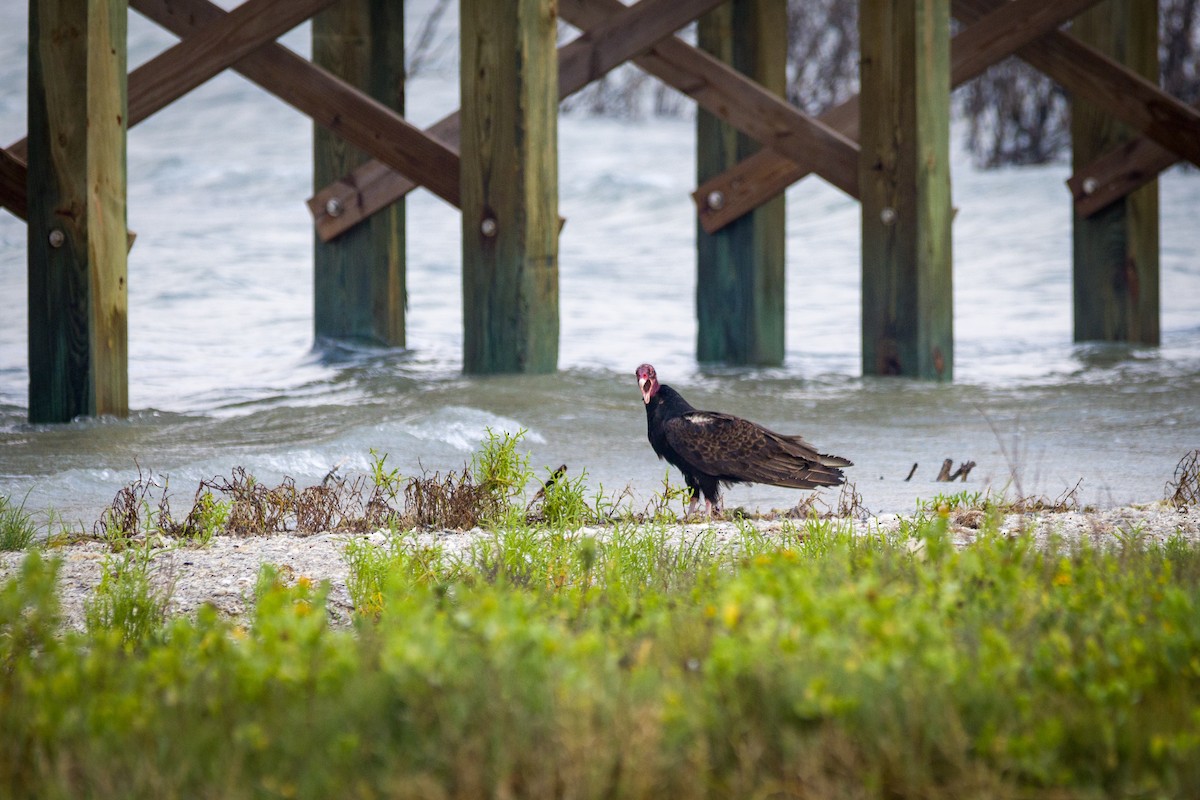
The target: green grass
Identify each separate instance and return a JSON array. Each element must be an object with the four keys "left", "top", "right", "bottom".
[
  {"left": 3, "top": 511, "right": 1200, "bottom": 799},
  {"left": 82, "top": 540, "right": 171, "bottom": 646},
  {"left": 0, "top": 494, "right": 37, "bottom": 551}
]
